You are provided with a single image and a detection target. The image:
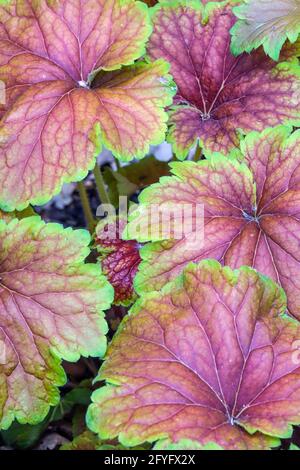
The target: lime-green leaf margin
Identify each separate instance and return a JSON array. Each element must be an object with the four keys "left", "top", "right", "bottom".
[
  {"left": 230, "top": 0, "right": 300, "bottom": 61},
  {"left": 0, "top": 216, "right": 114, "bottom": 429}
]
